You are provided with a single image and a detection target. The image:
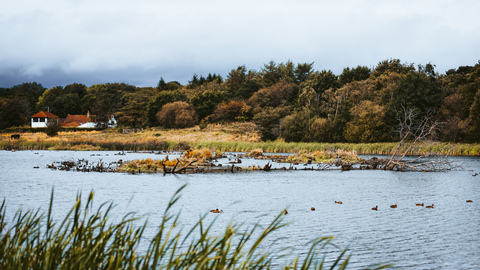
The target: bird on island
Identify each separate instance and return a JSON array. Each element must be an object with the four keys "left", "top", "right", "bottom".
[
  {"left": 416, "top": 203, "right": 424, "bottom": 206},
  {"left": 372, "top": 206, "right": 378, "bottom": 211},
  {"left": 426, "top": 204, "right": 434, "bottom": 208},
  {"left": 210, "top": 209, "right": 224, "bottom": 213},
  {"left": 390, "top": 204, "right": 397, "bottom": 208},
  {"left": 284, "top": 209, "right": 288, "bottom": 215}
]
